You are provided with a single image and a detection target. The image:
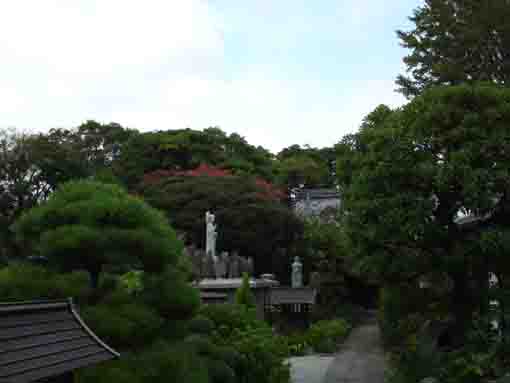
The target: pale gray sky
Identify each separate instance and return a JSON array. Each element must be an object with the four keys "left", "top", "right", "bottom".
[{"left": 0, "top": 1, "right": 421, "bottom": 152}]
